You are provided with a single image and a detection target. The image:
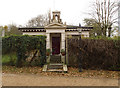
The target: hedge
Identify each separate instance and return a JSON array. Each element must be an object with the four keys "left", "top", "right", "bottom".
[
  {"left": 2, "top": 35, "right": 46, "bottom": 67},
  {"left": 67, "top": 37, "right": 120, "bottom": 71}
]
